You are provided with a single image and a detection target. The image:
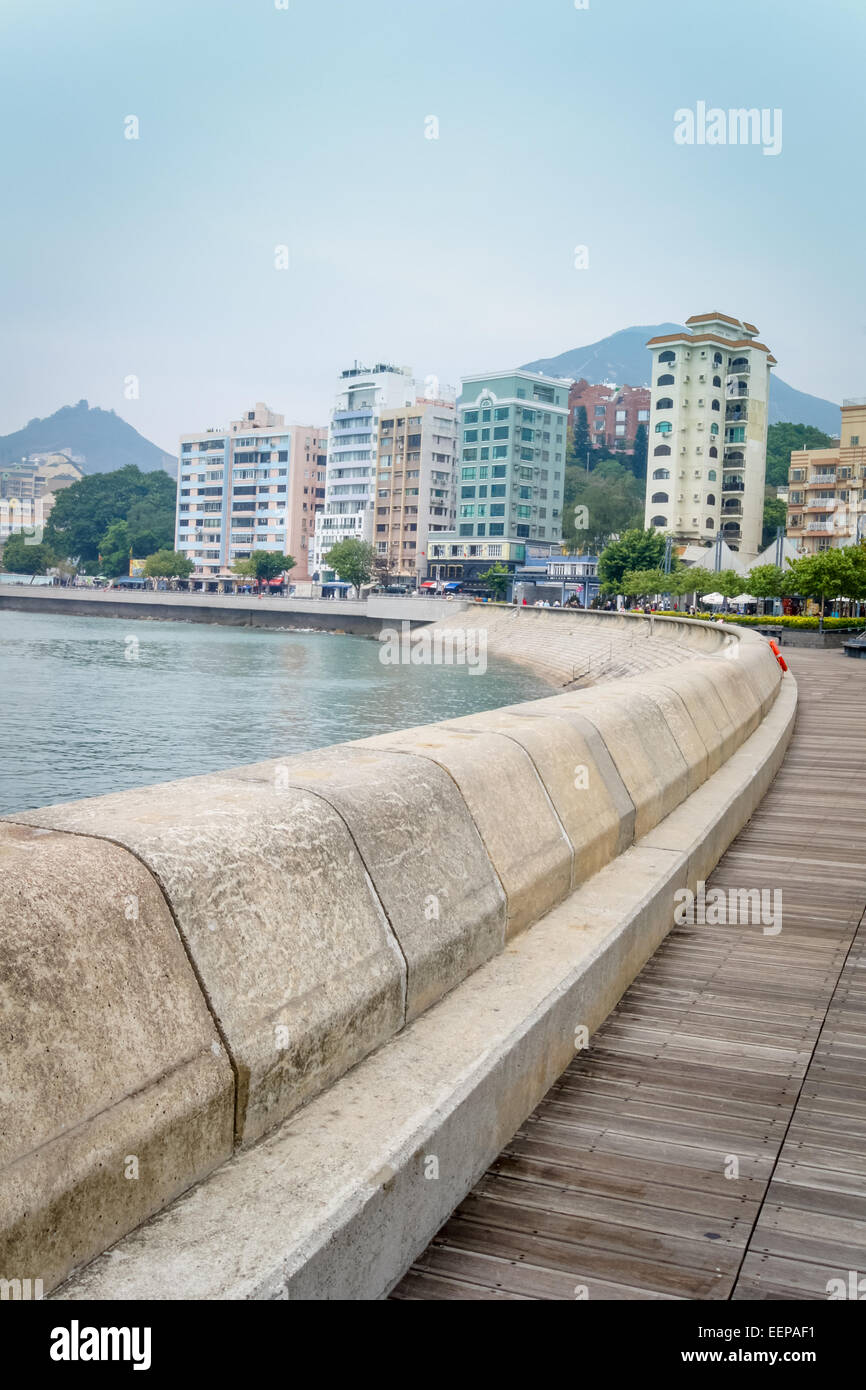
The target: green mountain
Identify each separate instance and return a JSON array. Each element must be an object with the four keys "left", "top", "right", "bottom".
[{"left": 0, "top": 401, "right": 176, "bottom": 476}]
